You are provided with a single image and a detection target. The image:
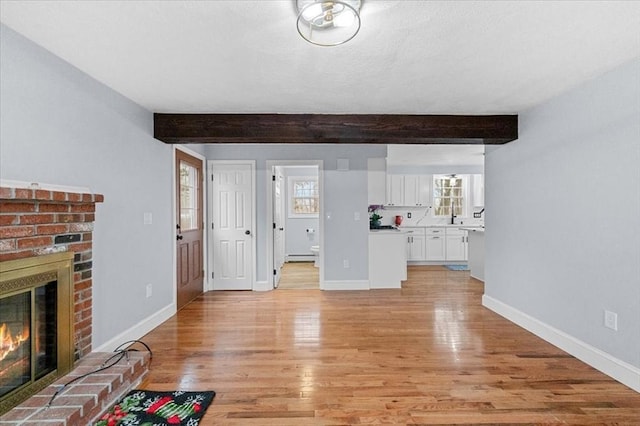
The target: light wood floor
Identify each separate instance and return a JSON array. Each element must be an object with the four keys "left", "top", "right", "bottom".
[
  {"left": 139, "top": 266, "right": 640, "bottom": 425},
  {"left": 277, "top": 261, "right": 319, "bottom": 289}
]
